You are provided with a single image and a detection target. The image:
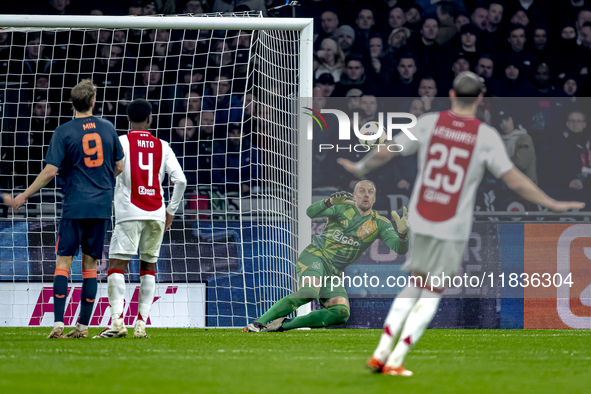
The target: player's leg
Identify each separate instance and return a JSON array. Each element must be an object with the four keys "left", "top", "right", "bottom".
[
  {"left": 47, "top": 255, "right": 74, "bottom": 338},
  {"left": 95, "top": 221, "right": 142, "bottom": 338},
  {"left": 381, "top": 236, "right": 466, "bottom": 376},
  {"left": 278, "top": 295, "right": 350, "bottom": 331},
  {"left": 65, "top": 219, "right": 108, "bottom": 338},
  {"left": 245, "top": 251, "right": 323, "bottom": 332},
  {"left": 382, "top": 281, "right": 442, "bottom": 376},
  {"left": 134, "top": 220, "right": 165, "bottom": 338},
  {"left": 369, "top": 278, "right": 422, "bottom": 372},
  {"left": 48, "top": 218, "right": 80, "bottom": 339},
  {"left": 134, "top": 260, "right": 156, "bottom": 338}
]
